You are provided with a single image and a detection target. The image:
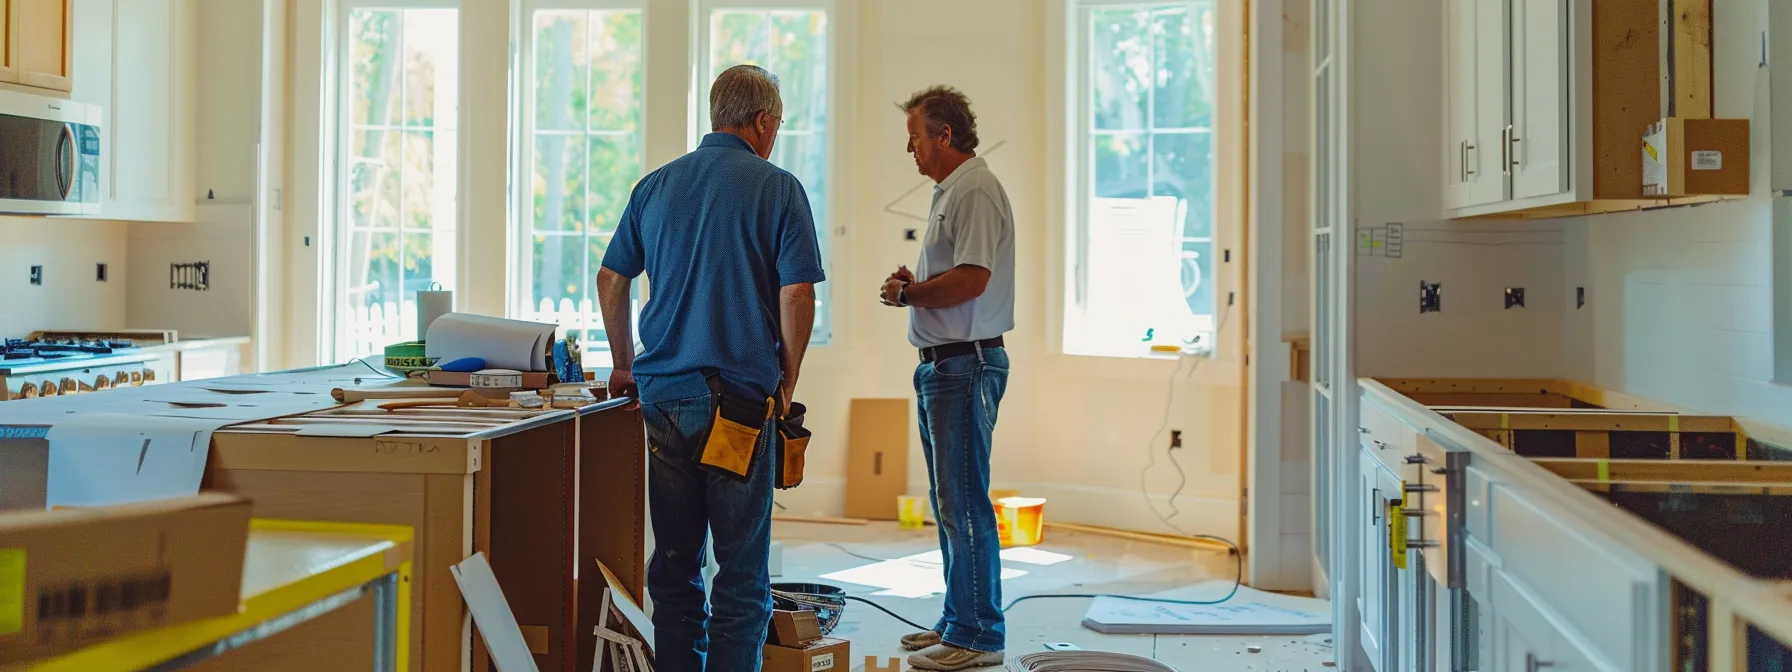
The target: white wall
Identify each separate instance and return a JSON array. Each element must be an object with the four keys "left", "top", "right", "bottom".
[
  {"left": 1350, "top": 0, "right": 1568, "bottom": 381},
  {"left": 1563, "top": 0, "right": 1792, "bottom": 427},
  {"left": 0, "top": 218, "right": 130, "bottom": 339}
]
